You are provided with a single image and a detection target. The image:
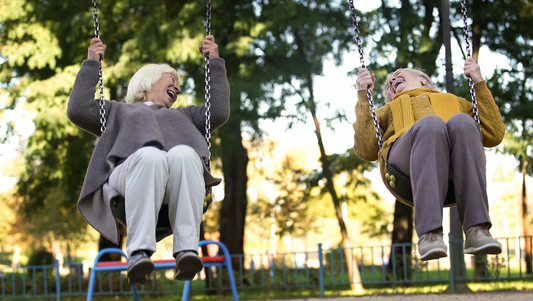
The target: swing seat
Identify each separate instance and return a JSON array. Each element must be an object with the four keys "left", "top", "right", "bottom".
[
  {"left": 386, "top": 162, "right": 456, "bottom": 207},
  {"left": 110, "top": 195, "right": 172, "bottom": 242}
]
